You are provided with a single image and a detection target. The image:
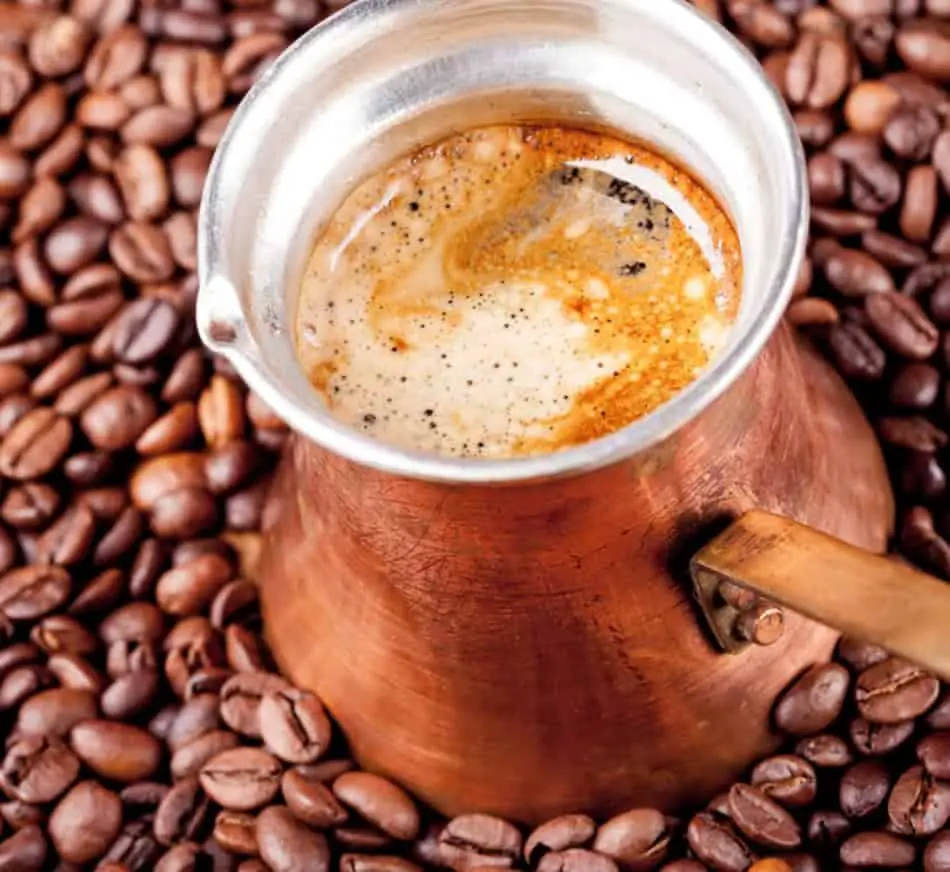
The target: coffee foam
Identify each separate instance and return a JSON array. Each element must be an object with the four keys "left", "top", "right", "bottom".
[{"left": 295, "top": 126, "right": 742, "bottom": 458}]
